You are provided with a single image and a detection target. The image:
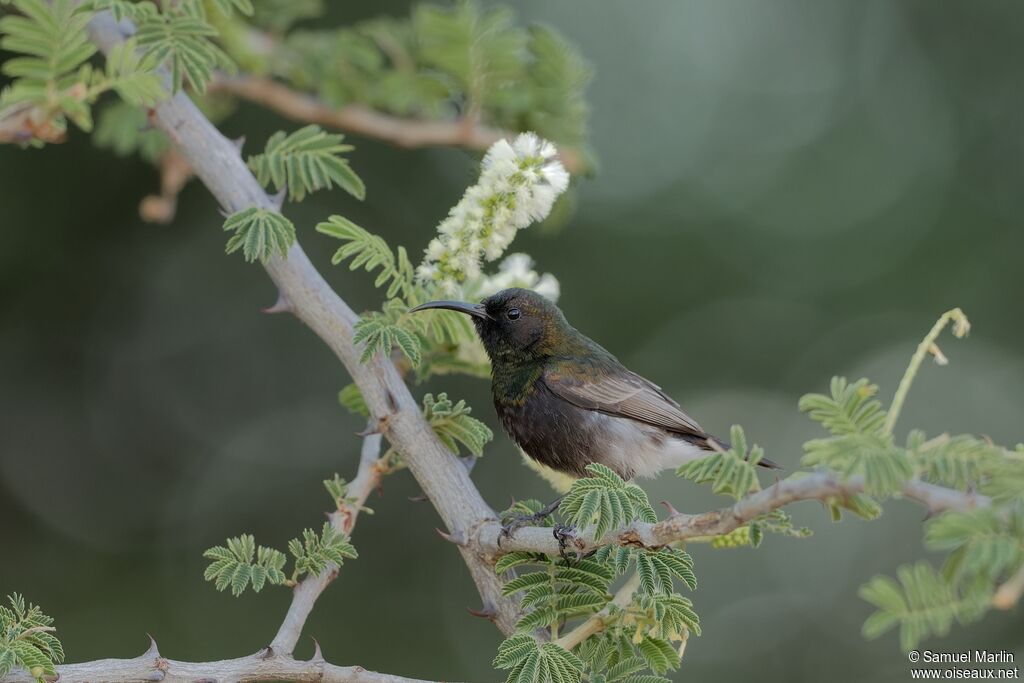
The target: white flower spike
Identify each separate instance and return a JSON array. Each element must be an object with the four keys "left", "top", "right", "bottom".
[{"left": 417, "top": 133, "right": 569, "bottom": 294}]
